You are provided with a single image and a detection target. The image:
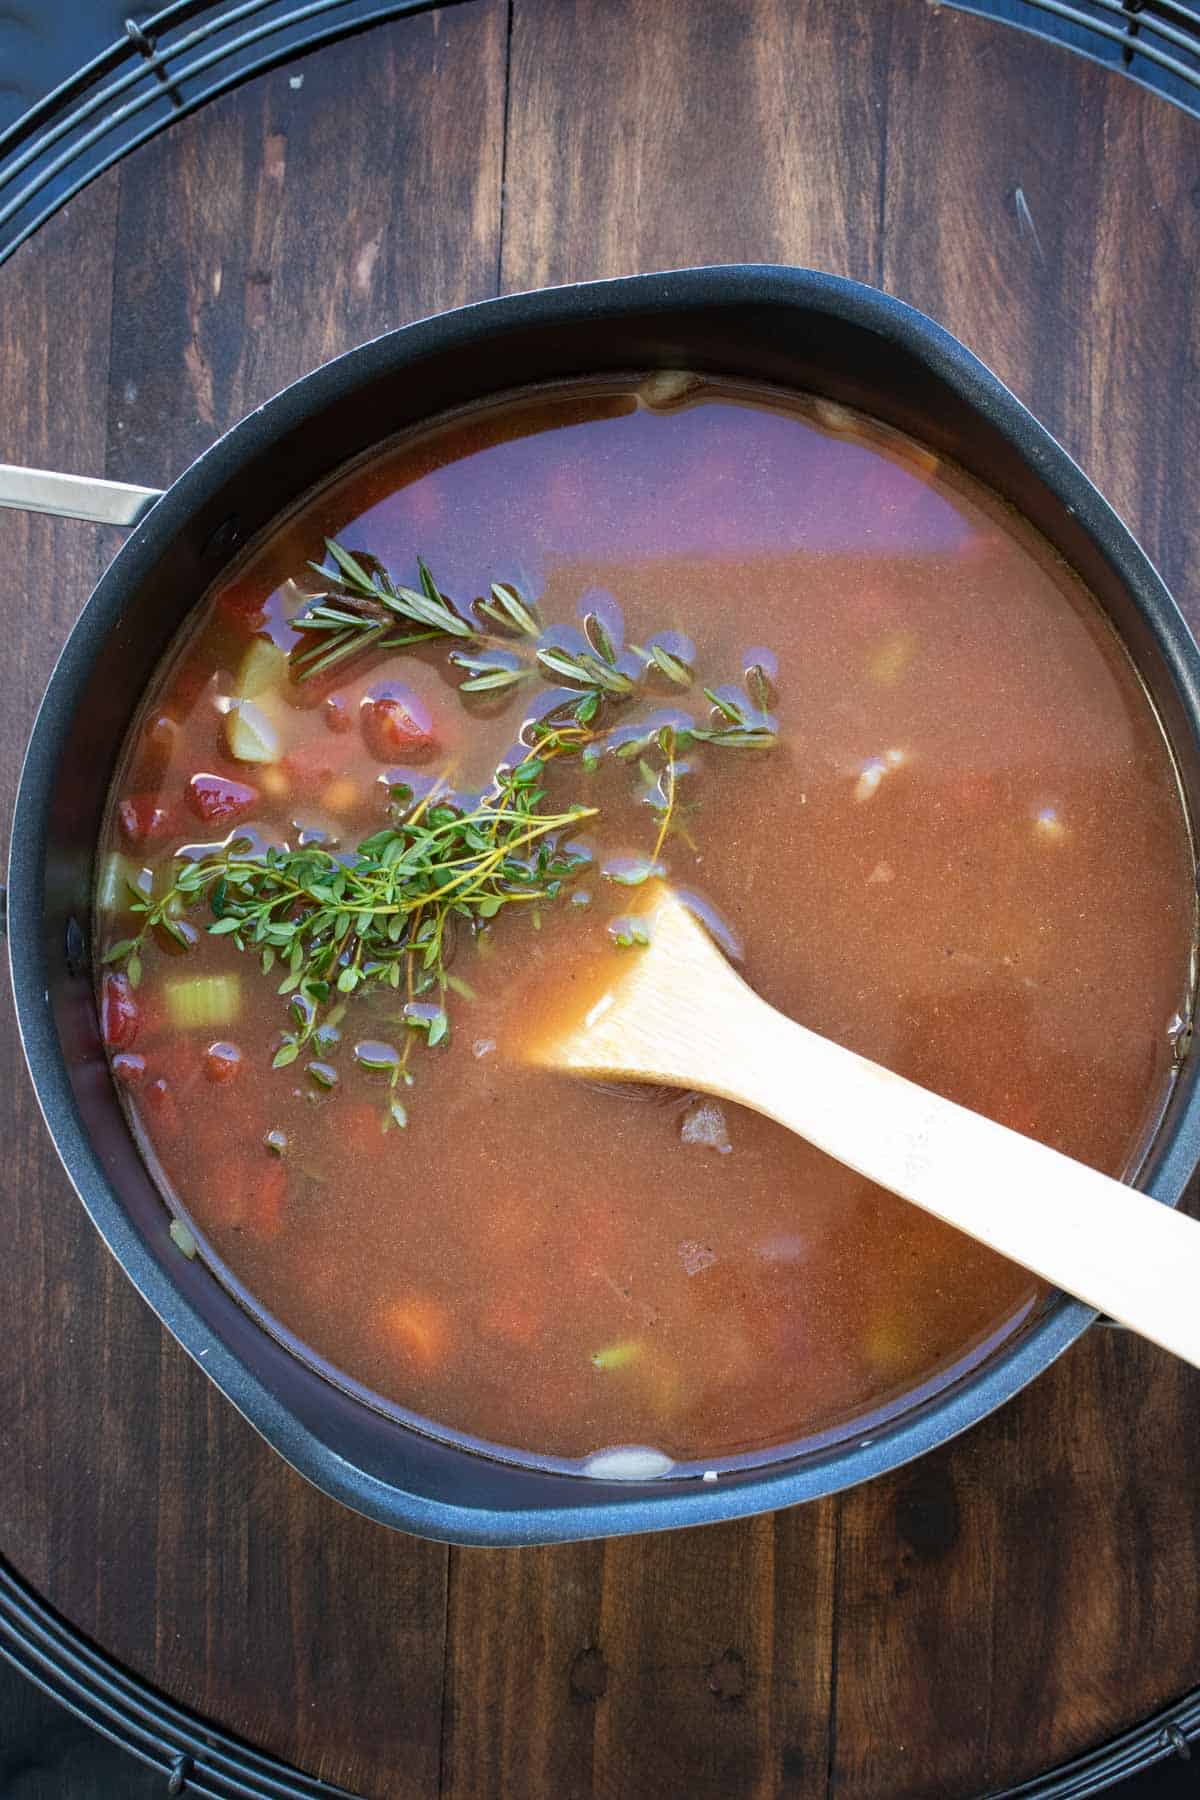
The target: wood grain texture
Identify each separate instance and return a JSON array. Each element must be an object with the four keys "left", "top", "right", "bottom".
[
  {"left": 501, "top": 0, "right": 888, "bottom": 289},
  {"left": 1, "top": 2, "right": 1200, "bottom": 1797},
  {"left": 1, "top": 9, "right": 506, "bottom": 1798},
  {"left": 443, "top": 1512, "right": 836, "bottom": 1800}
]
